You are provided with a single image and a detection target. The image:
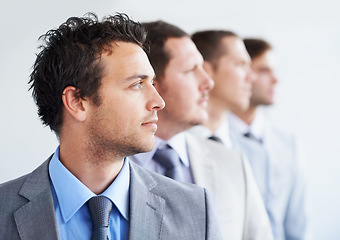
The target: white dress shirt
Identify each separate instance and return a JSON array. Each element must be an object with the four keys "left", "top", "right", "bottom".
[
  {"left": 228, "top": 111, "right": 265, "bottom": 142},
  {"left": 189, "top": 114, "right": 233, "bottom": 149}
]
